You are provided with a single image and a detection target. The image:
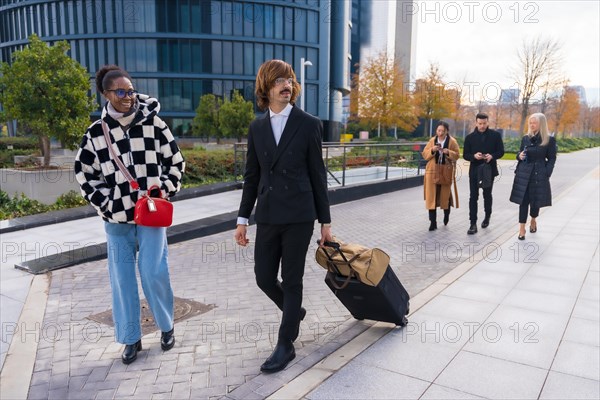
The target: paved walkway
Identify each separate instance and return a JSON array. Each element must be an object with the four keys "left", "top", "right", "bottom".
[{"left": 0, "top": 148, "right": 598, "bottom": 399}]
